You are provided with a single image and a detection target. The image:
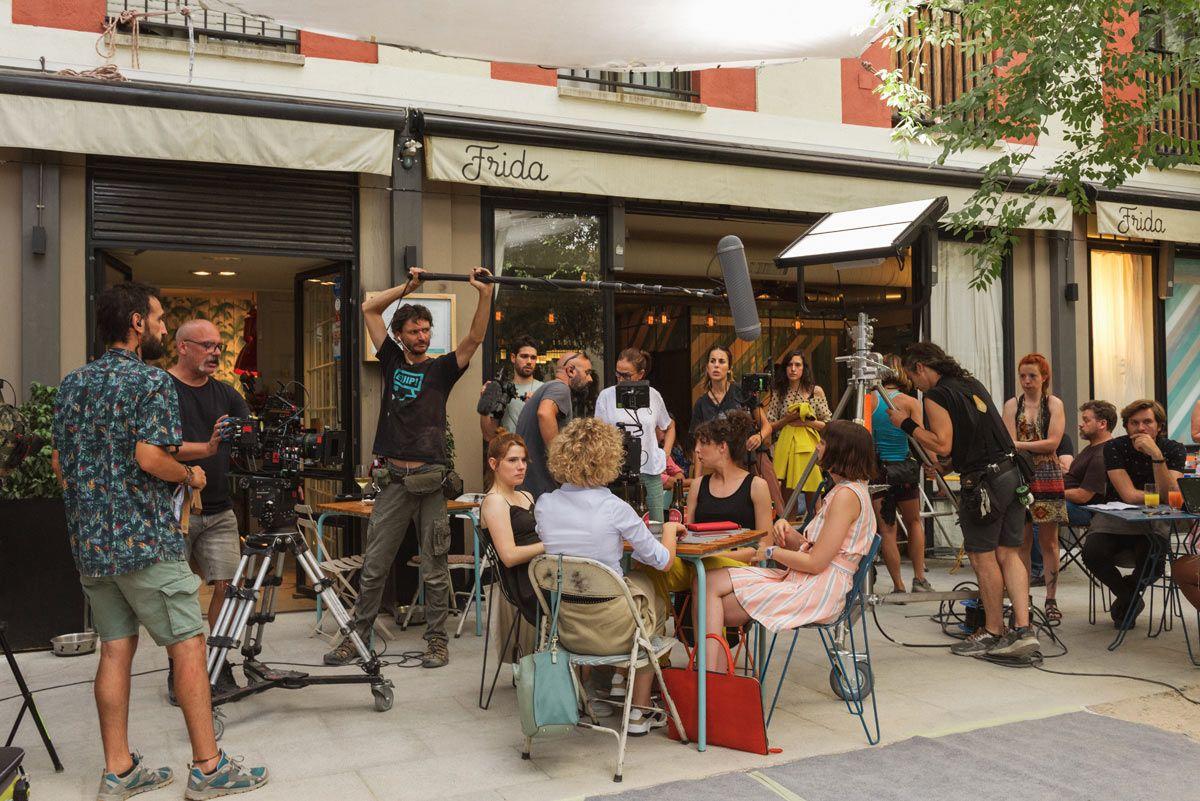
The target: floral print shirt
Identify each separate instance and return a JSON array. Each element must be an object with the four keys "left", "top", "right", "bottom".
[{"left": 53, "top": 348, "right": 185, "bottom": 577}]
